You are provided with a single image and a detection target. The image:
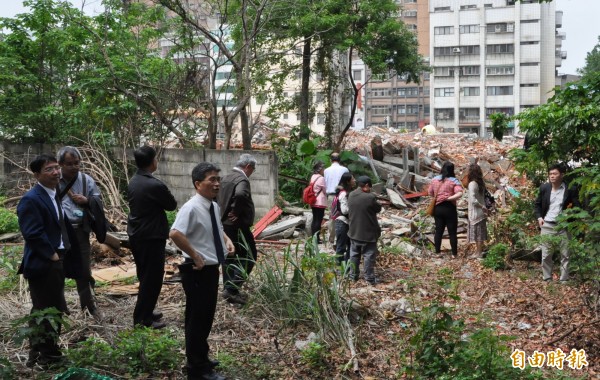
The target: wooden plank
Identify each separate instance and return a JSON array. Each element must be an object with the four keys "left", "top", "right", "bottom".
[
  {"left": 403, "top": 191, "right": 428, "bottom": 199},
  {"left": 252, "top": 206, "right": 283, "bottom": 238}
]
